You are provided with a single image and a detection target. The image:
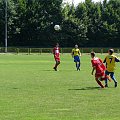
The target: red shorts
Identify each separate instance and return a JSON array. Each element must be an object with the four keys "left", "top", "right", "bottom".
[
  {"left": 95, "top": 72, "right": 105, "bottom": 79},
  {"left": 54, "top": 57, "right": 60, "bottom": 62}
]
